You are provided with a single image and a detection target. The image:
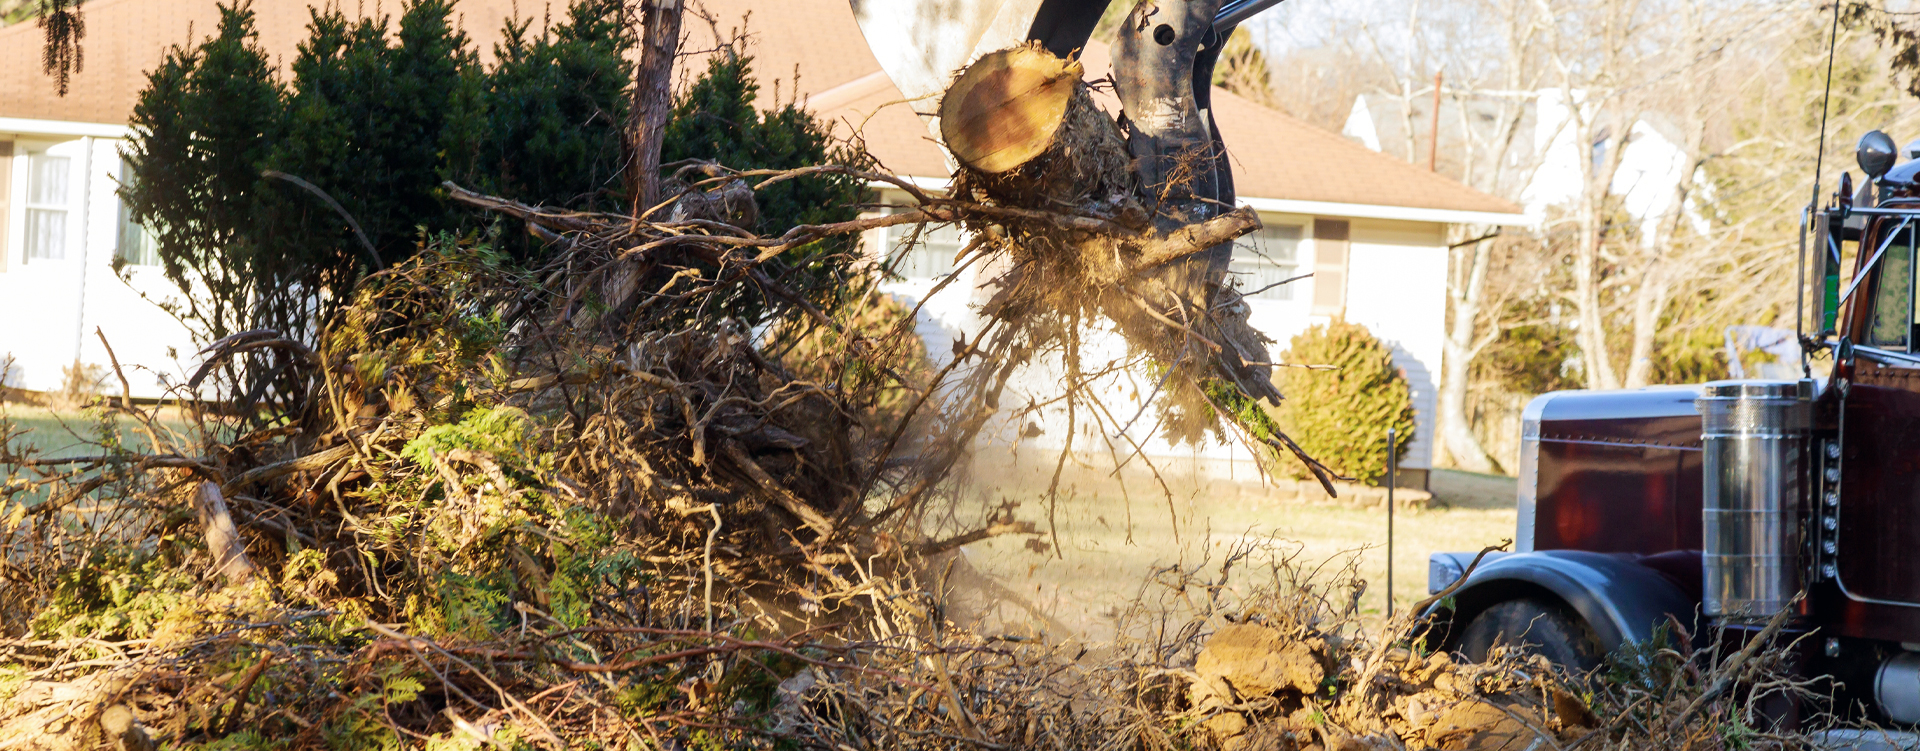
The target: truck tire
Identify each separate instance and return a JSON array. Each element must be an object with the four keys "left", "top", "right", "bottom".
[{"left": 1457, "top": 598, "right": 1603, "bottom": 672}]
